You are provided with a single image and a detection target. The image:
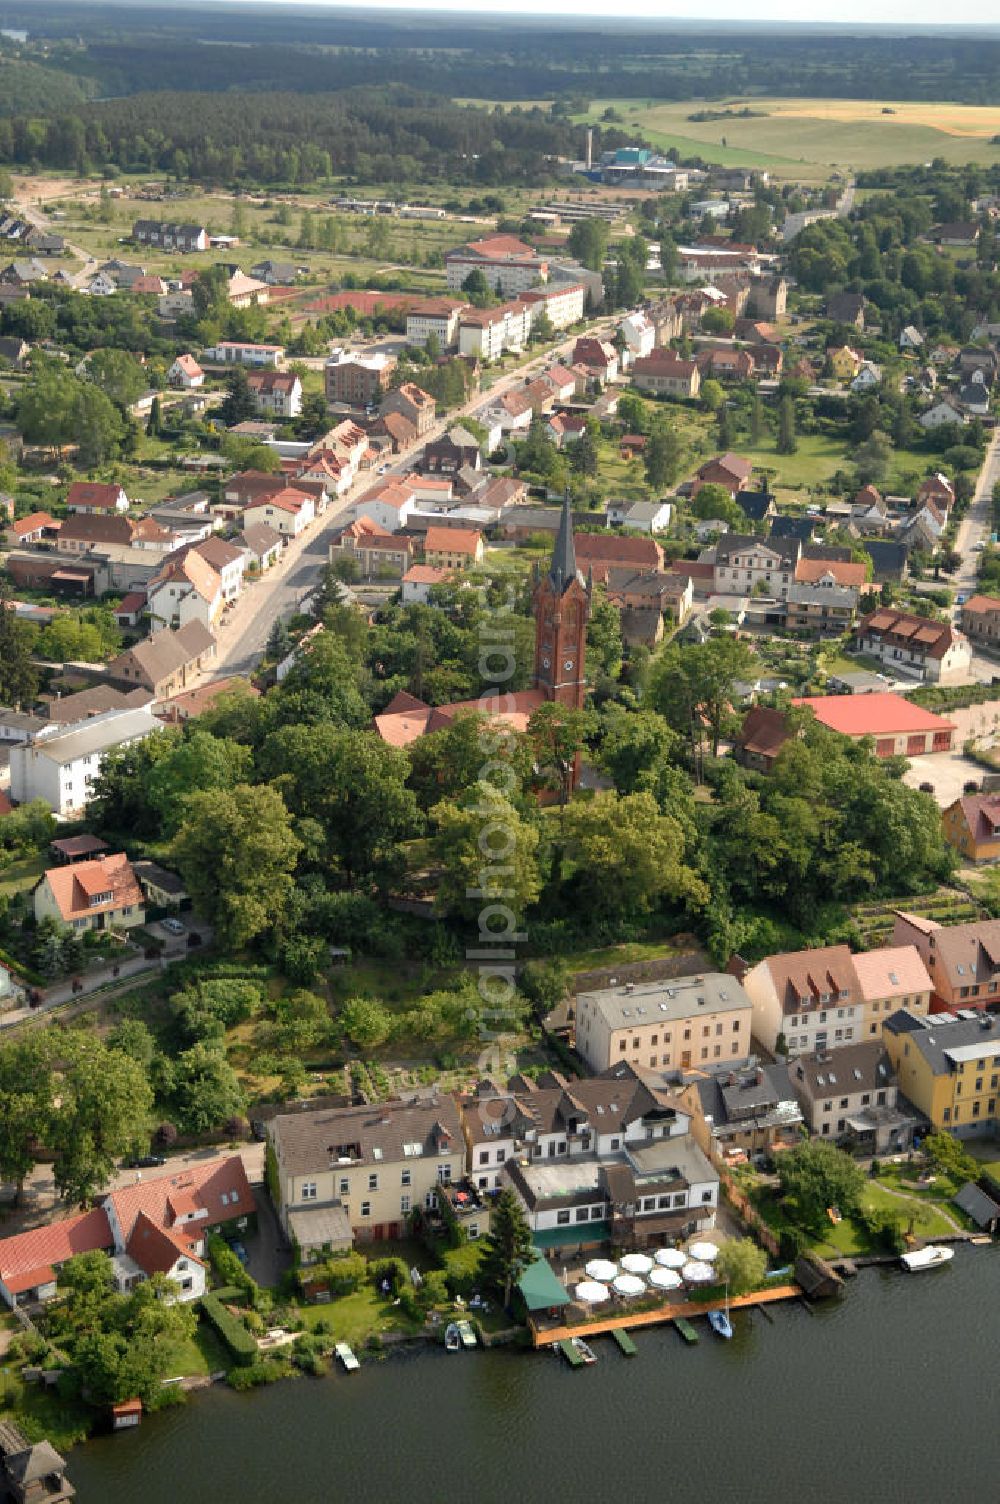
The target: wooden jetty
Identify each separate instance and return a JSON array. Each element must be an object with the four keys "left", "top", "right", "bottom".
[
  {"left": 673, "top": 1317, "right": 699, "bottom": 1344},
  {"left": 612, "top": 1328, "right": 637, "bottom": 1356},
  {"left": 532, "top": 1285, "right": 801, "bottom": 1348}
]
